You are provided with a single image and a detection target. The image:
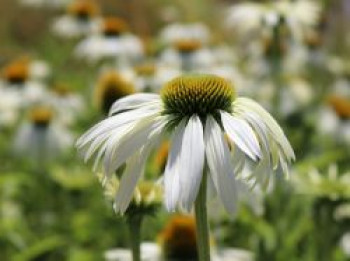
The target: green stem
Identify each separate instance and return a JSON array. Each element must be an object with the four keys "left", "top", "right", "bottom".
[
  {"left": 195, "top": 170, "right": 211, "bottom": 261},
  {"left": 127, "top": 216, "right": 142, "bottom": 261}
]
